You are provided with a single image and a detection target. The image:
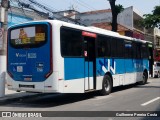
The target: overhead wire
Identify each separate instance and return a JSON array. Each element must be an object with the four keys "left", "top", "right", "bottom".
[
  {"left": 75, "top": 0, "right": 103, "bottom": 15},
  {"left": 25, "top": 0, "right": 86, "bottom": 25},
  {"left": 76, "top": 0, "right": 97, "bottom": 11},
  {"left": 37, "top": 0, "right": 60, "bottom": 12},
  {"left": 9, "top": 0, "right": 87, "bottom": 26},
  {"left": 9, "top": 0, "right": 40, "bottom": 23},
  {"left": 75, "top": 0, "right": 93, "bottom": 11},
  {"left": 17, "top": 0, "right": 29, "bottom": 18},
  {"left": 9, "top": 0, "right": 24, "bottom": 24}
]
